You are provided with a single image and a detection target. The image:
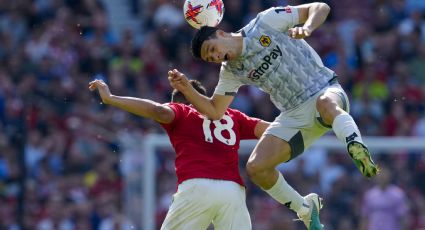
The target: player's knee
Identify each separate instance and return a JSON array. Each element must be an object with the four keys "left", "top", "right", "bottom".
[
  {"left": 316, "top": 95, "right": 341, "bottom": 123},
  {"left": 316, "top": 95, "right": 335, "bottom": 111},
  {"left": 246, "top": 158, "right": 269, "bottom": 179}
]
